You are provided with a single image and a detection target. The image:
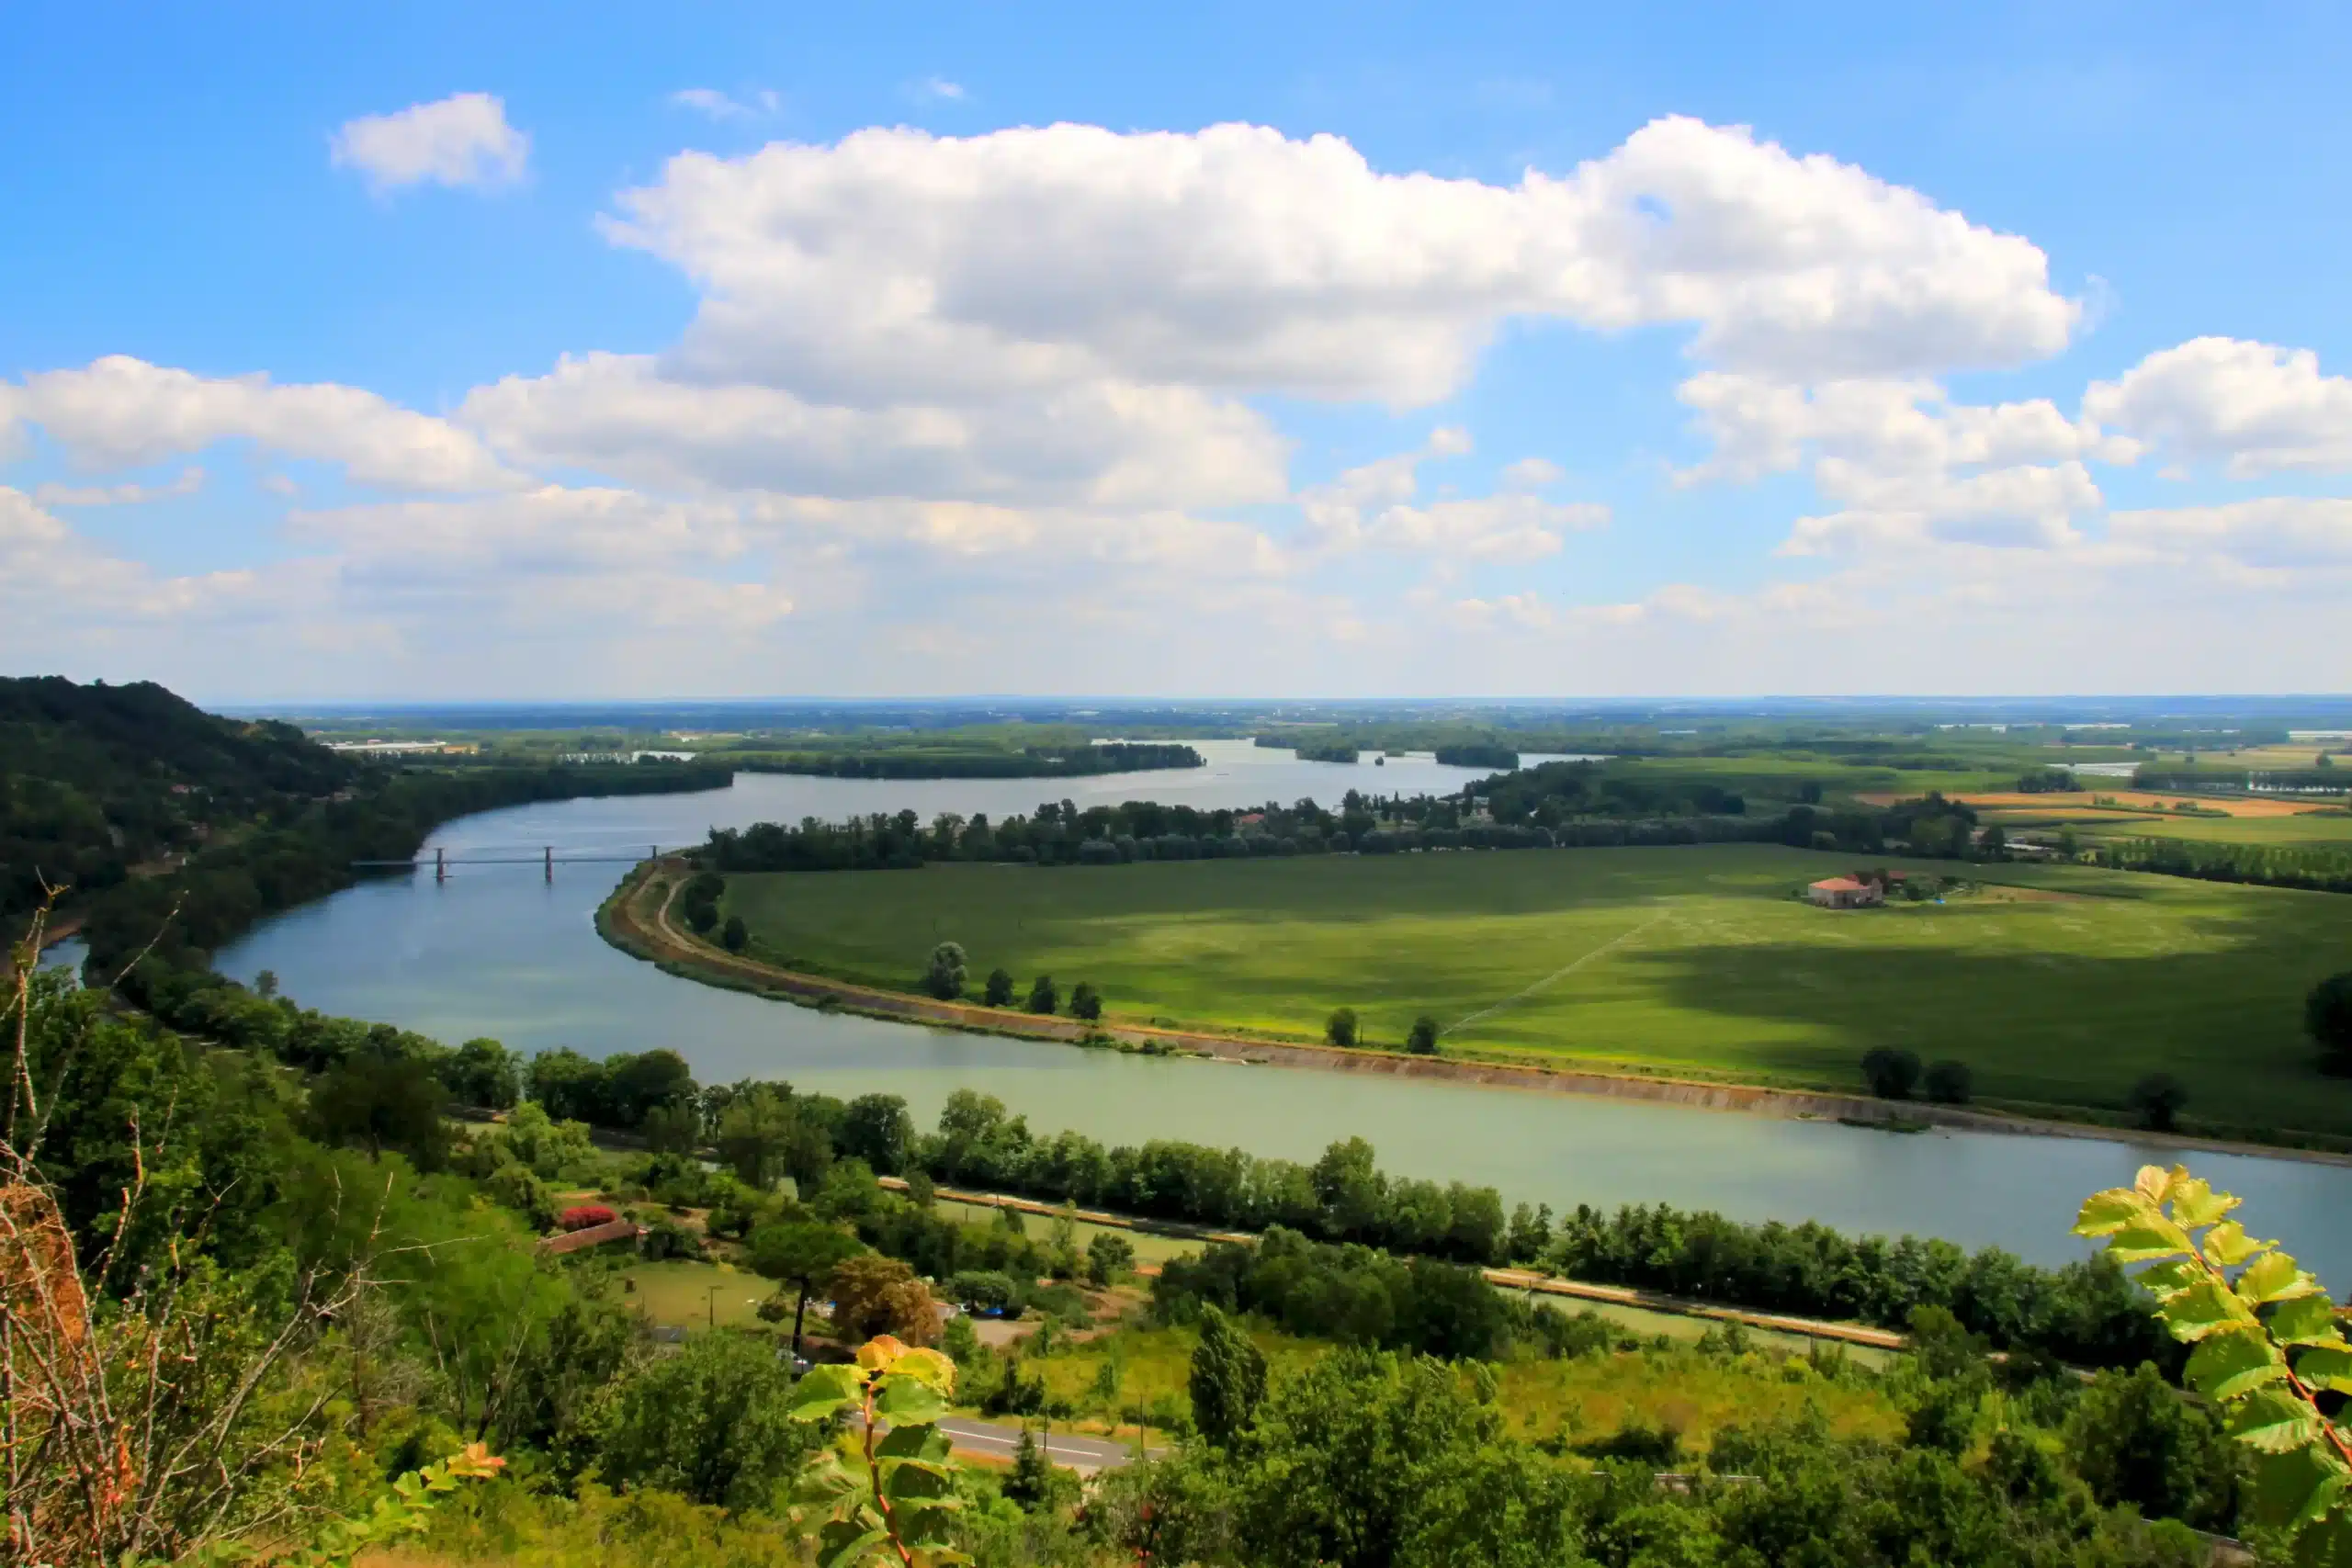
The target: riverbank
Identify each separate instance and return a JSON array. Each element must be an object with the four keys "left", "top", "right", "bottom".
[{"left": 598, "top": 858, "right": 2352, "bottom": 1168}]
